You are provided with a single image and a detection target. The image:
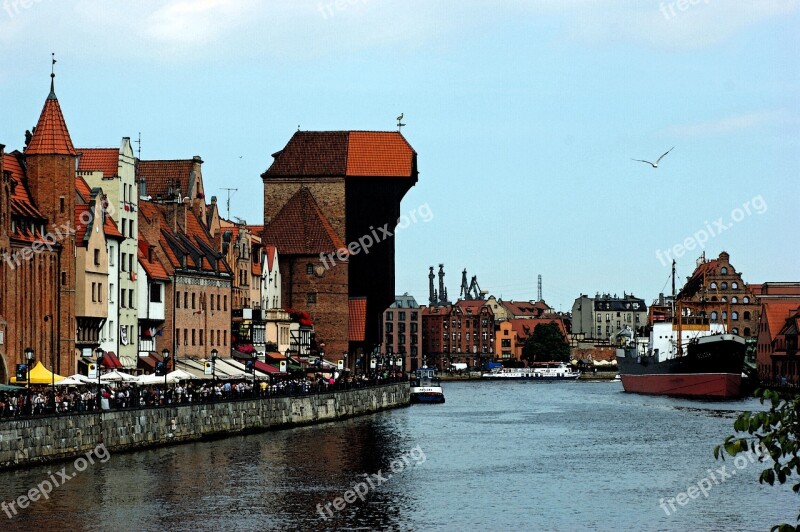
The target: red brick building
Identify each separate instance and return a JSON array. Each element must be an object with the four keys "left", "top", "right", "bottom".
[
  {"left": 262, "top": 131, "right": 418, "bottom": 360},
  {"left": 422, "top": 300, "right": 495, "bottom": 369},
  {"left": 0, "top": 77, "right": 78, "bottom": 380}
]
